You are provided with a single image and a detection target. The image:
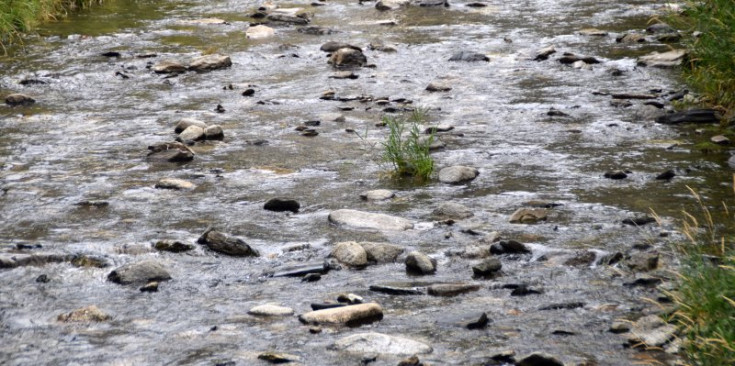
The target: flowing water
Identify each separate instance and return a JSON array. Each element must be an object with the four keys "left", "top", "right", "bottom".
[{"left": 1, "top": 0, "right": 732, "bottom": 365}]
